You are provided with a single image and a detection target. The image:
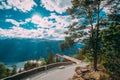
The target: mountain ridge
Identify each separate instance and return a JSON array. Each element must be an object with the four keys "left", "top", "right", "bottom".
[{"left": 0, "top": 38, "right": 83, "bottom": 65}]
